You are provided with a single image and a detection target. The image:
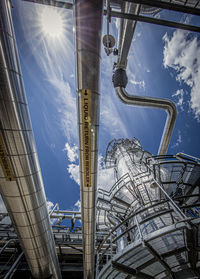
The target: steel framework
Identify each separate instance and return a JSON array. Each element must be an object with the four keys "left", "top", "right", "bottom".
[{"left": 96, "top": 139, "right": 200, "bottom": 279}]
